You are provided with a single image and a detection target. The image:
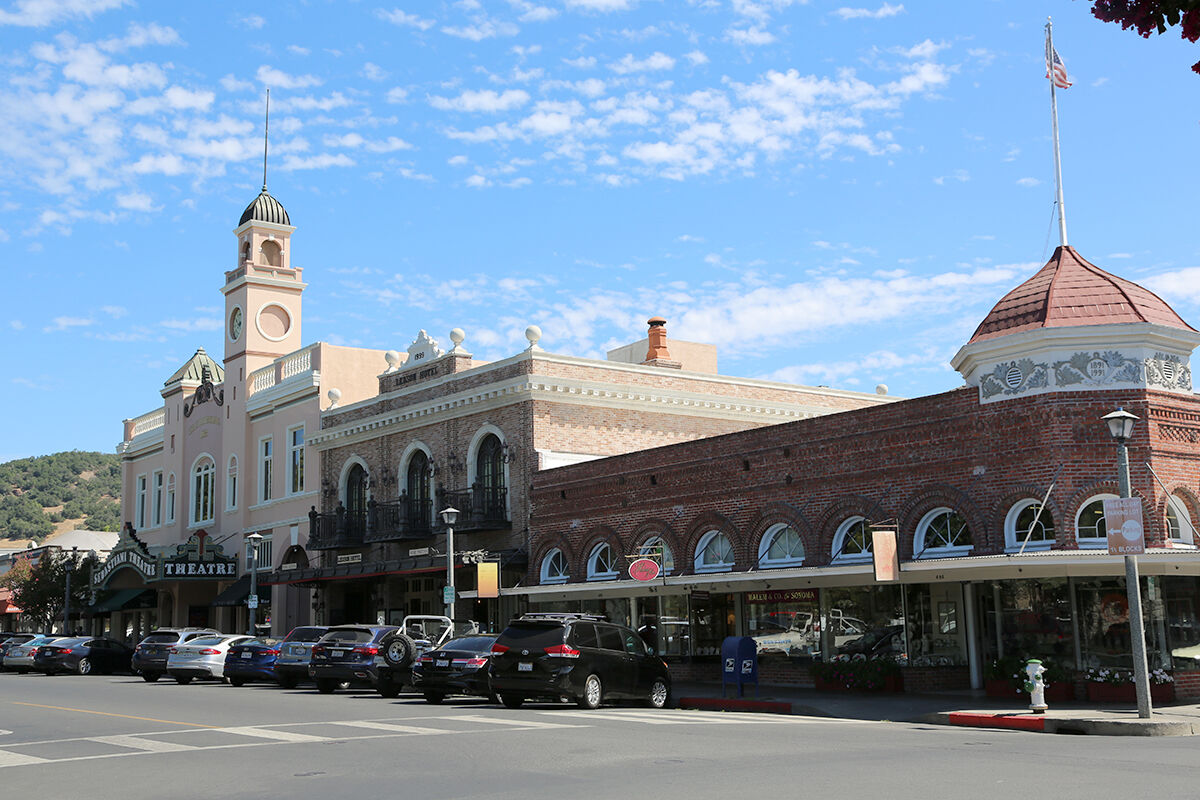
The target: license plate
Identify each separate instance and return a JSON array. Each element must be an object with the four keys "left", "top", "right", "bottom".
[
  {"left": 242, "top": 652, "right": 252, "bottom": 659},
  {"left": 331, "top": 649, "right": 347, "bottom": 656},
  {"left": 436, "top": 659, "right": 449, "bottom": 668},
  {"left": 518, "top": 662, "right": 533, "bottom": 672}
]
